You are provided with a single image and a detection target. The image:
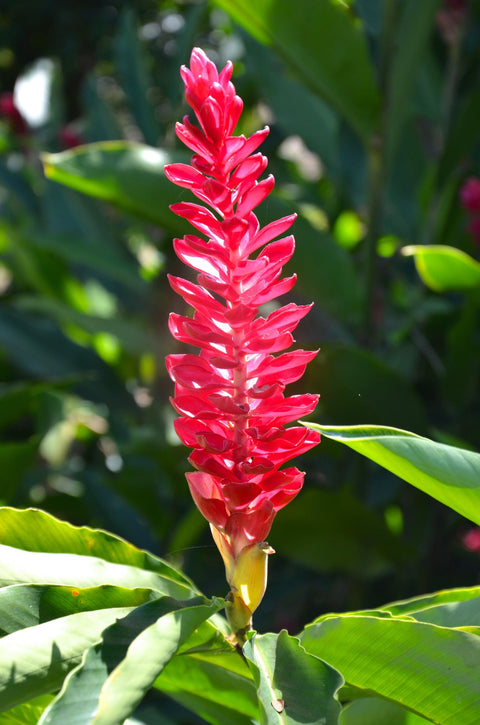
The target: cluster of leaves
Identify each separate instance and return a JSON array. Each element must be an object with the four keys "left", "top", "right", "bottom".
[{"left": 1, "top": 0, "right": 480, "bottom": 722}]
